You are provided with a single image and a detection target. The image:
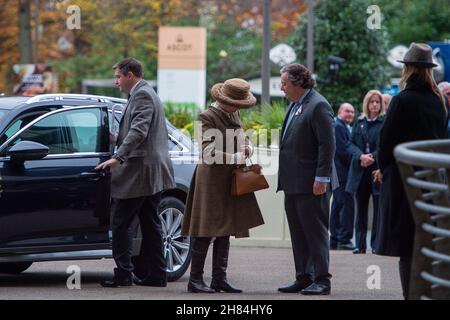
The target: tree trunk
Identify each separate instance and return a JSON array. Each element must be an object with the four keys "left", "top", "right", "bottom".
[{"left": 18, "top": 0, "right": 33, "bottom": 64}]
